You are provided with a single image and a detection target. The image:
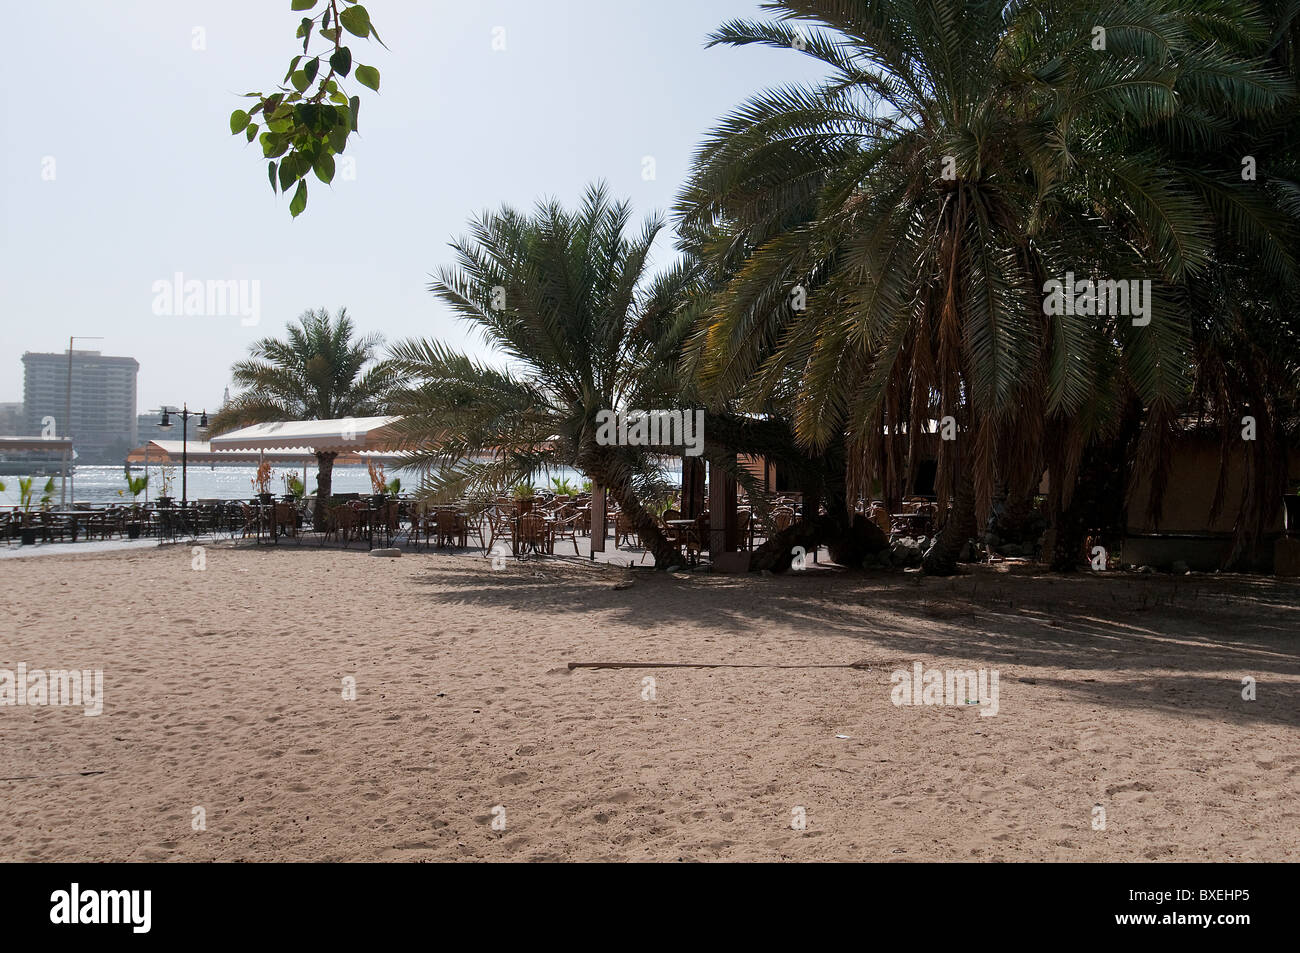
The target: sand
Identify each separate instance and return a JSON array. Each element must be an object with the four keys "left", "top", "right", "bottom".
[{"left": 1, "top": 542, "right": 1297, "bottom": 861}]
